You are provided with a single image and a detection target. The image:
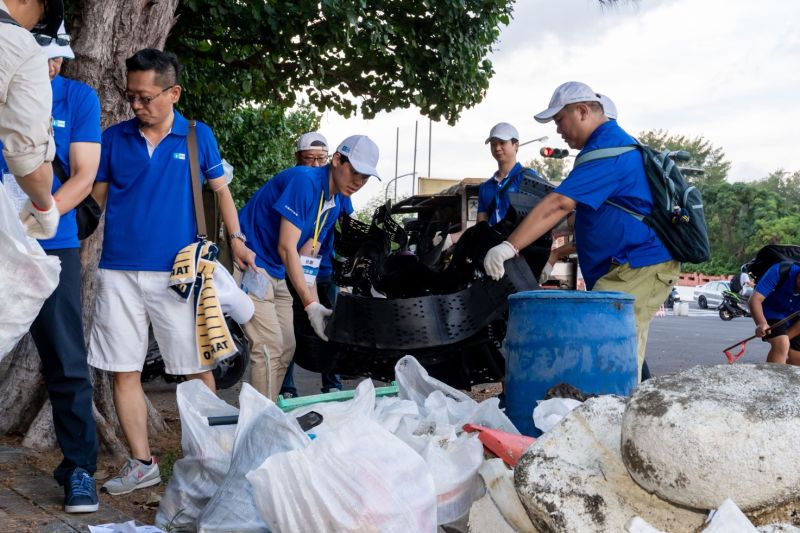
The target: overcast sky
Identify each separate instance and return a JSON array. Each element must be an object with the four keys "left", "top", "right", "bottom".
[{"left": 315, "top": 0, "right": 800, "bottom": 209}]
